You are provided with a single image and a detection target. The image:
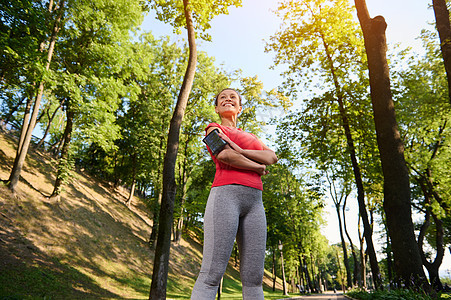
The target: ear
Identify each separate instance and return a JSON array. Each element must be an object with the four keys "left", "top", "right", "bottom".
[
  {"left": 215, "top": 106, "right": 219, "bottom": 114},
  {"left": 238, "top": 105, "right": 243, "bottom": 114}
]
